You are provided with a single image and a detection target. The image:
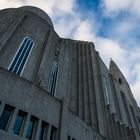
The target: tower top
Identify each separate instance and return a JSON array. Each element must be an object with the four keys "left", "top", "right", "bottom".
[{"left": 19, "top": 6, "right": 54, "bottom": 28}]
